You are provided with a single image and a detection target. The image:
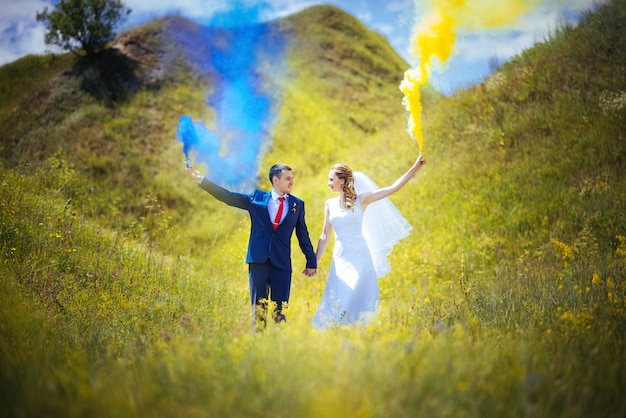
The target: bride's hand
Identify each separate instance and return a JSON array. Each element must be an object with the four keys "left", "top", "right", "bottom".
[{"left": 415, "top": 153, "right": 425, "bottom": 168}]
